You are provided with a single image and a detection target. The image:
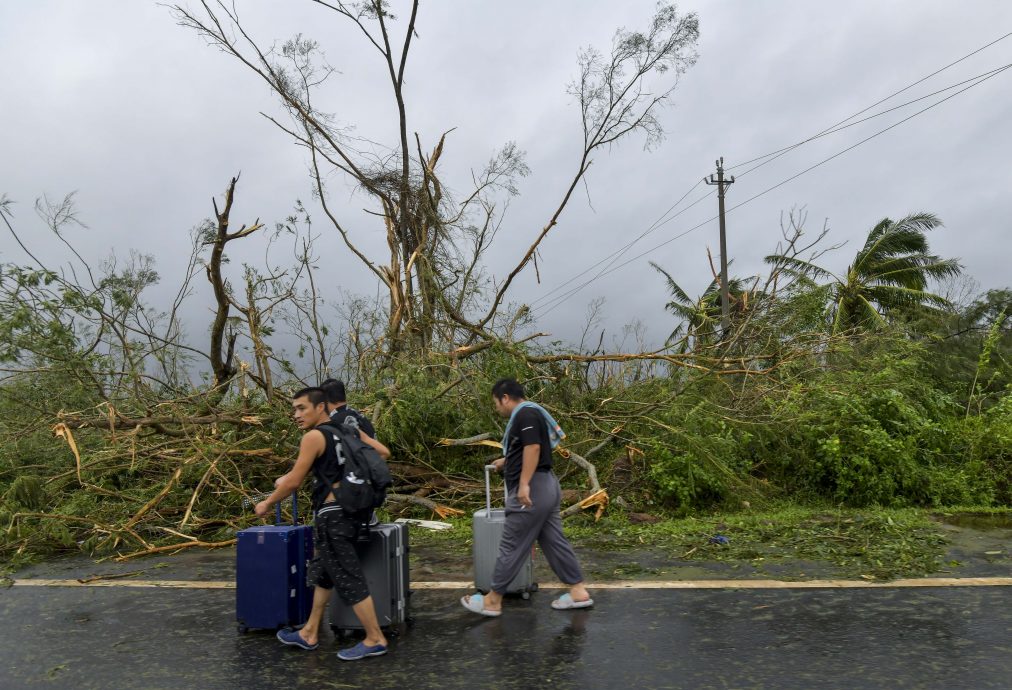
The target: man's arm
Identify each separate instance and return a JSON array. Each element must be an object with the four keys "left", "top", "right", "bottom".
[
  {"left": 516, "top": 444, "right": 539, "bottom": 508},
  {"left": 255, "top": 430, "right": 323, "bottom": 518},
  {"left": 360, "top": 430, "right": 391, "bottom": 459}
]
